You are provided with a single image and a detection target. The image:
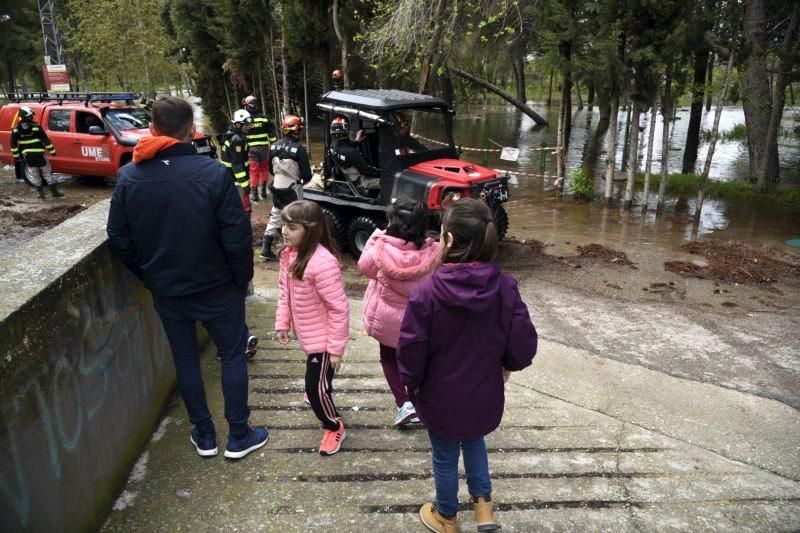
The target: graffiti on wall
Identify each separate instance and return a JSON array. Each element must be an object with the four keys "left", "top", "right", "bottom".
[{"left": 0, "top": 272, "right": 169, "bottom": 529}]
